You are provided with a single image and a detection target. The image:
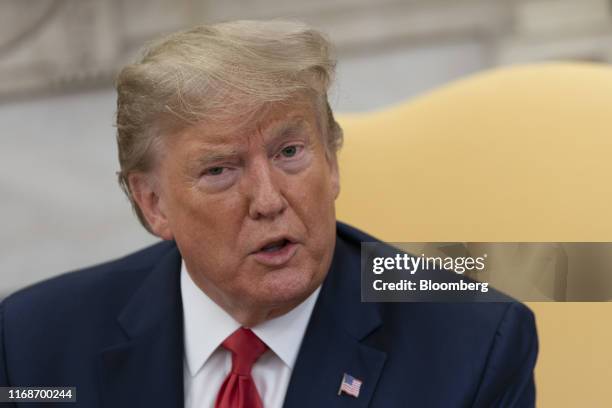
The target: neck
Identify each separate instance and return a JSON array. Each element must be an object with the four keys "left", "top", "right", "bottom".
[
  {"left": 226, "top": 300, "right": 303, "bottom": 328},
  {"left": 187, "top": 270, "right": 307, "bottom": 328}
]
